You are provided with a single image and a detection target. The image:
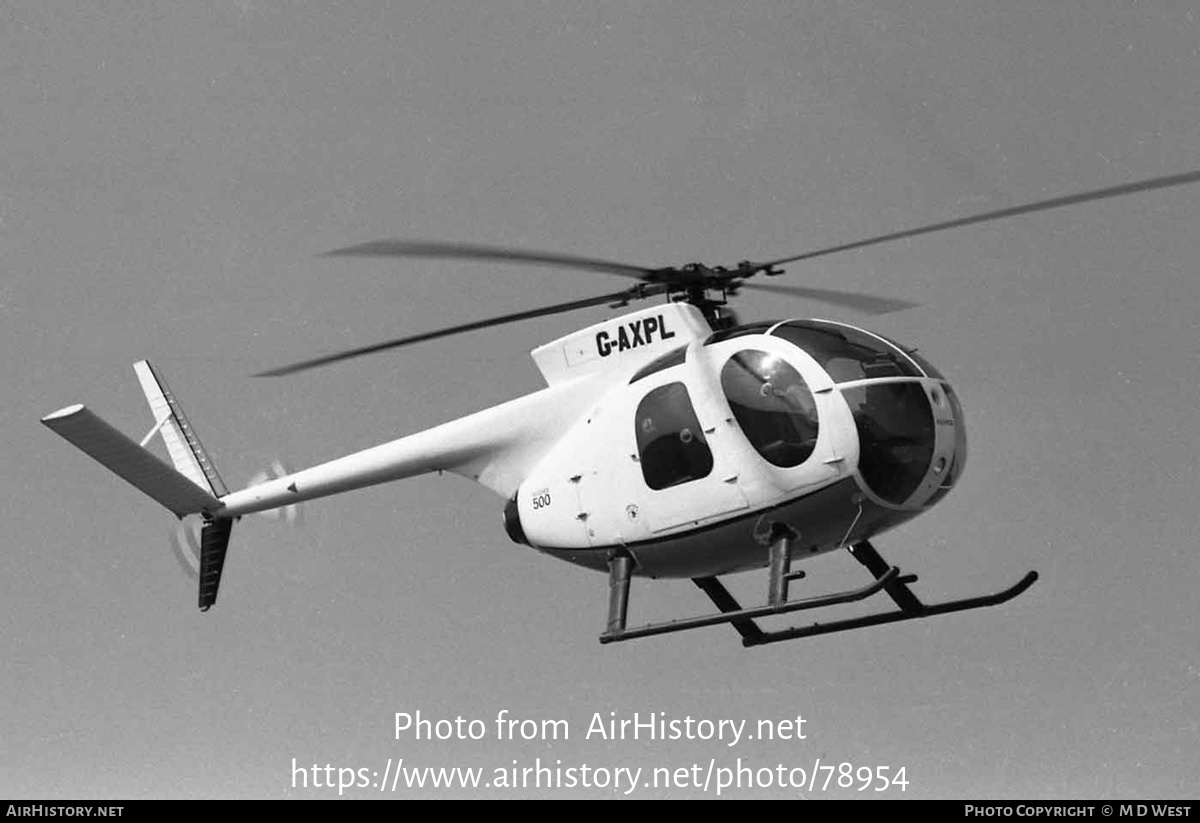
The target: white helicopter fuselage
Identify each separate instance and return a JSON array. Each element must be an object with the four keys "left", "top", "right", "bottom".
[{"left": 219, "top": 302, "right": 965, "bottom": 580}]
